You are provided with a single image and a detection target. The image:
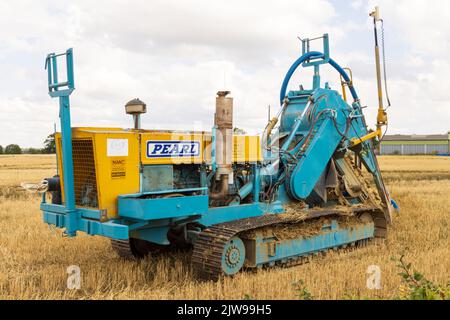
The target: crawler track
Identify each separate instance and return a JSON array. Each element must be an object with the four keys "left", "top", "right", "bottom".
[
  {"left": 111, "top": 239, "right": 136, "bottom": 259},
  {"left": 111, "top": 238, "right": 172, "bottom": 259},
  {"left": 192, "top": 206, "right": 386, "bottom": 280}
]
